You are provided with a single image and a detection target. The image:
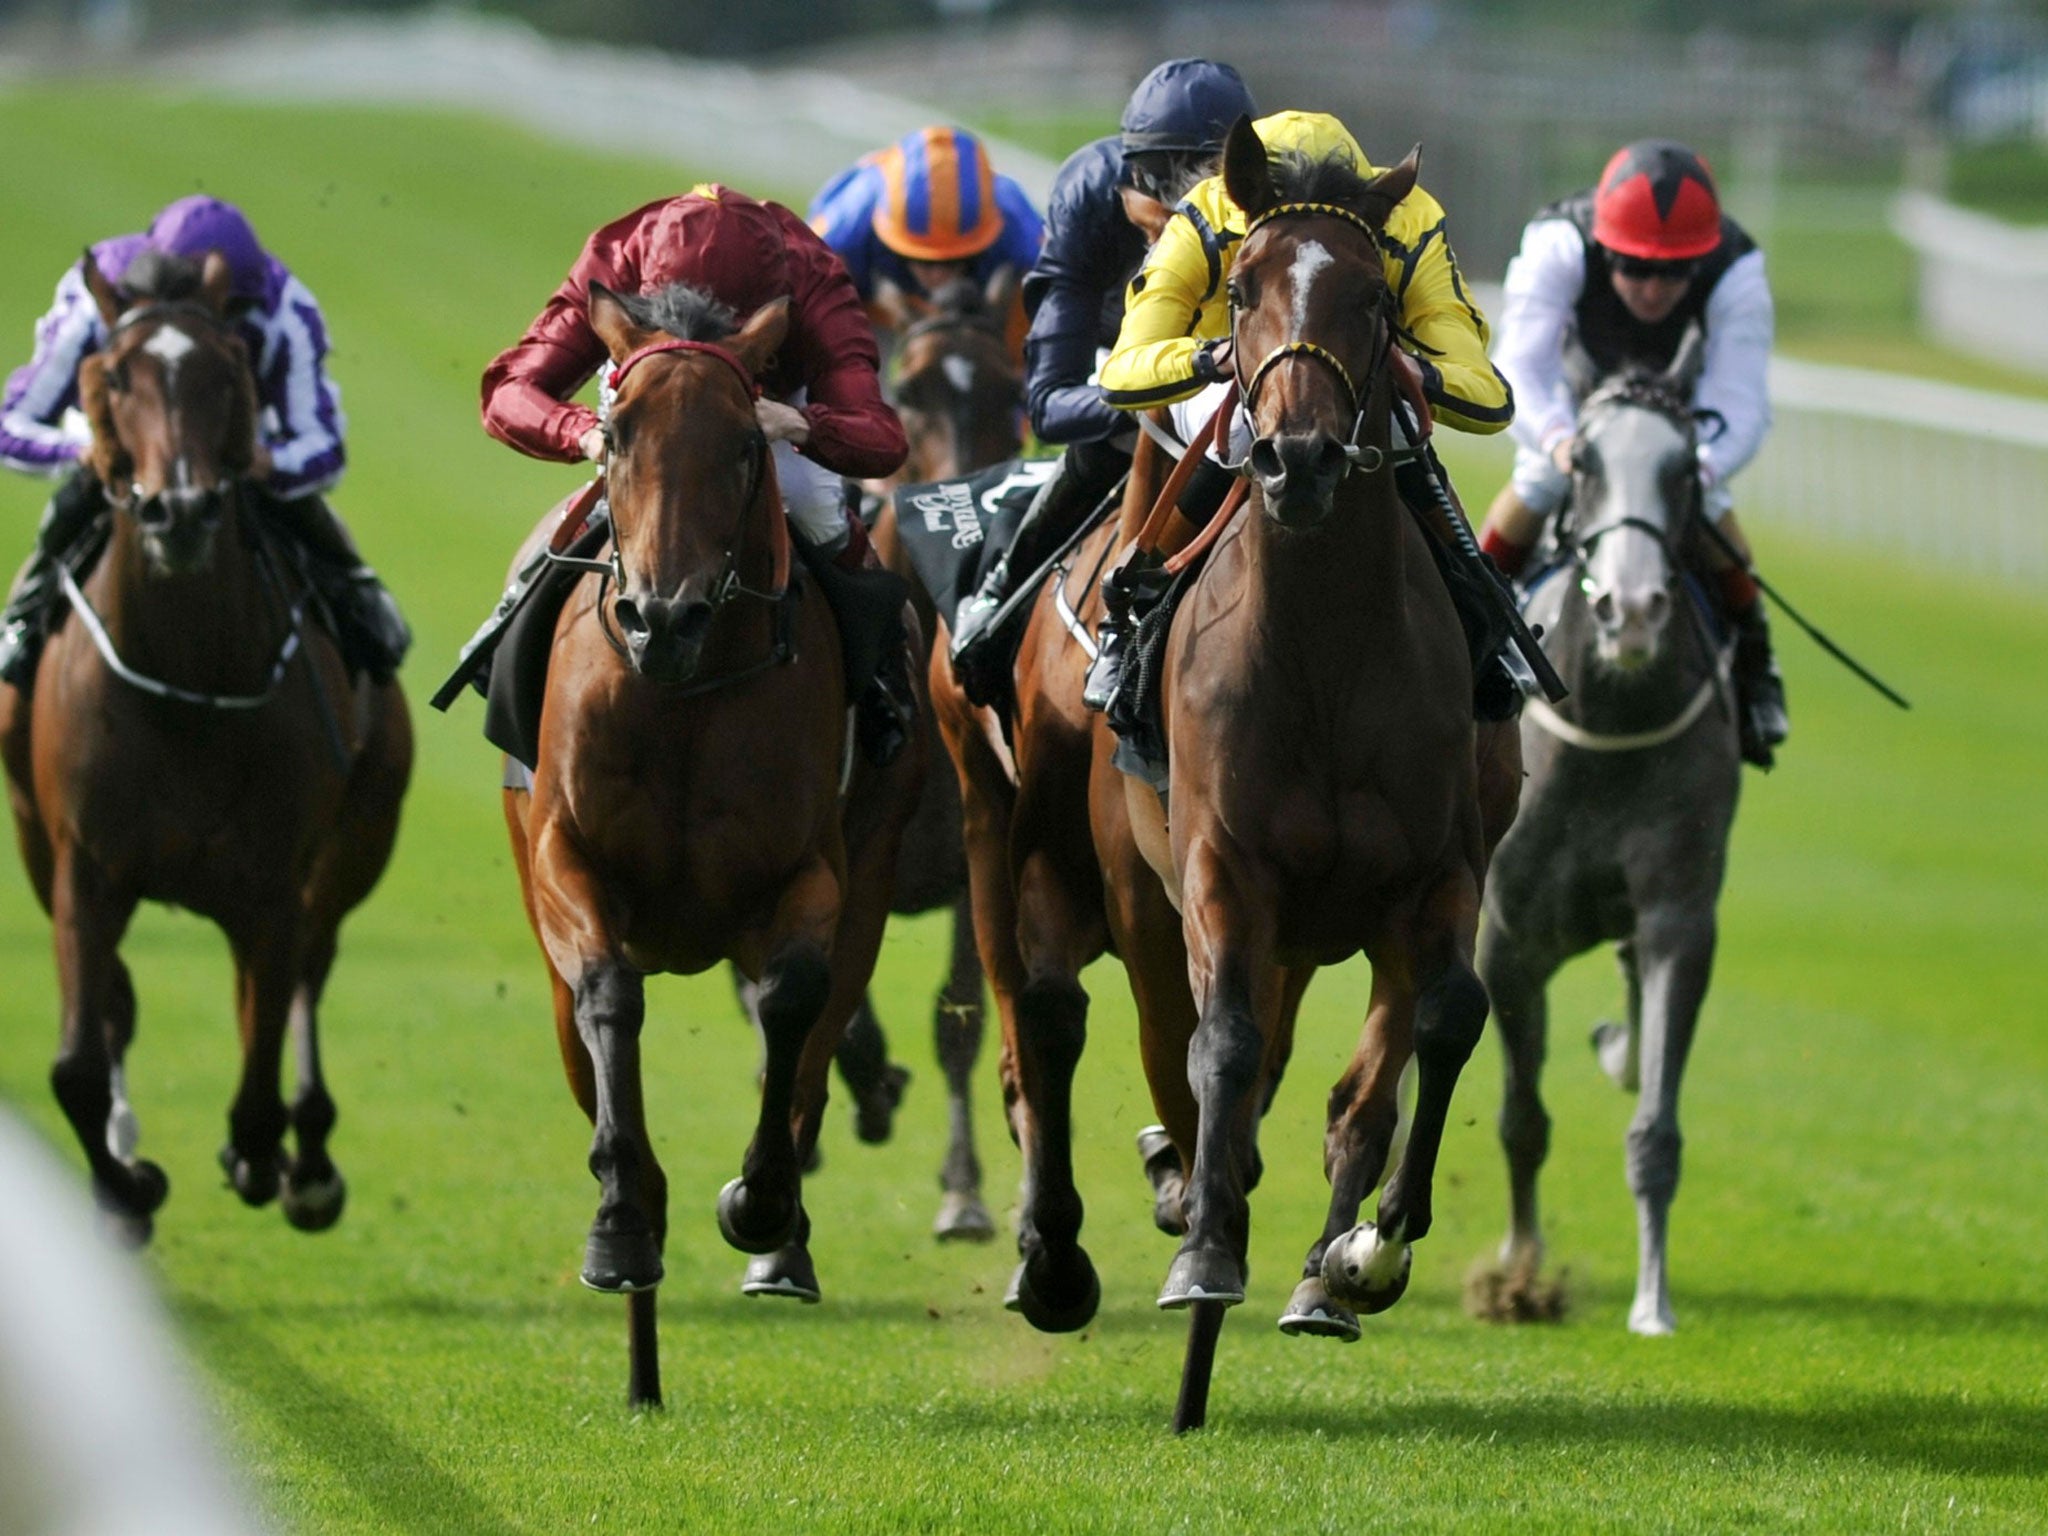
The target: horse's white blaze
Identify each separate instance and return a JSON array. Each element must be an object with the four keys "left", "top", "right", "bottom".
[
  {"left": 1288, "top": 239, "right": 1335, "bottom": 338},
  {"left": 106, "top": 1063, "right": 139, "bottom": 1161},
  {"left": 144, "top": 324, "right": 197, "bottom": 370},
  {"left": 941, "top": 355, "right": 975, "bottom": 396}
]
